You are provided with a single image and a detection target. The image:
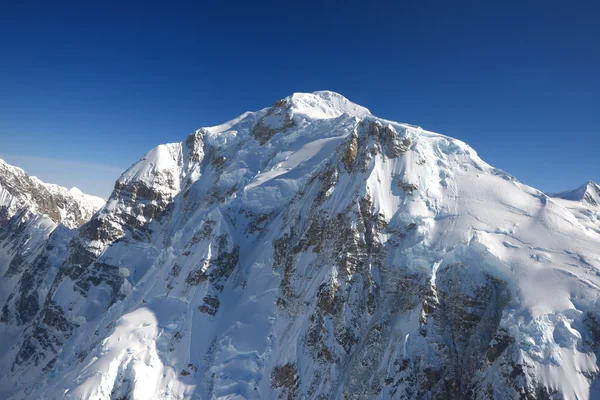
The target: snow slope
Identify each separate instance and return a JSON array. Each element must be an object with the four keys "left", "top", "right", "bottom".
[{"left": 1, "top": 91, "right": 600, "bottom": 399}]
